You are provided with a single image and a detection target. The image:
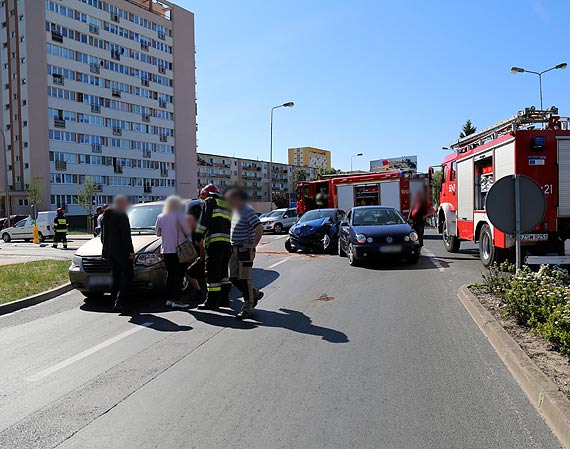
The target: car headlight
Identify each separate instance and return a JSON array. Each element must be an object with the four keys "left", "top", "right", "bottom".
[
  {"left": 72, "top": 255, "right": 82, "bottom": 268},
  {"left": 136, "top": 253, "right": 161, "bottom": 267},
  {"left": 356, "top": 233, "right": 367, "bottom": 244},
  {"left": 409, "top": 231, "right": 419, "bottom": 242}
]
